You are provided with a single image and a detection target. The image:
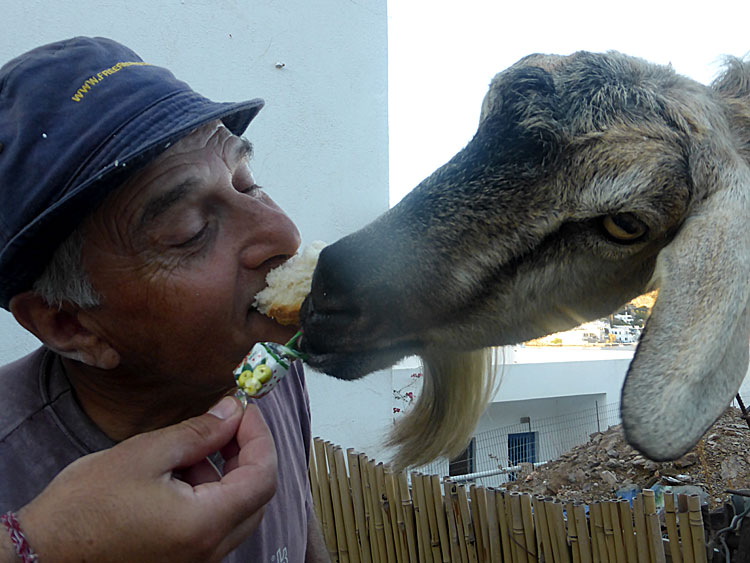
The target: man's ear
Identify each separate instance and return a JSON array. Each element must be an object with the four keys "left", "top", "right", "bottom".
[{"left": 9, "top": 292, "right": 120, "bottom": 370}]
